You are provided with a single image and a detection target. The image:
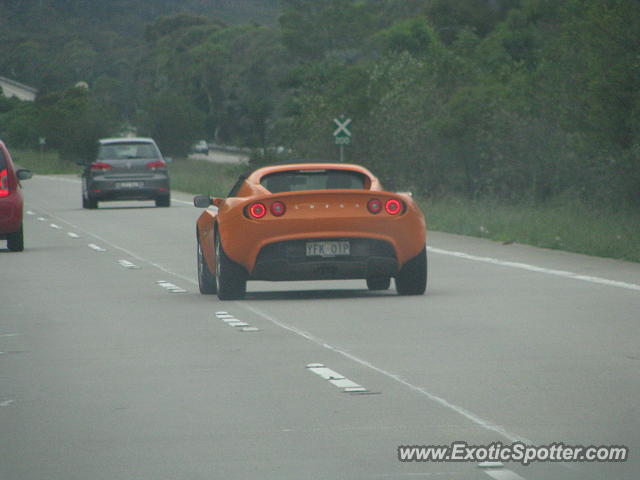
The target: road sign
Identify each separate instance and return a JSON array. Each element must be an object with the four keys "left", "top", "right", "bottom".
[{"left": 333, "top": 116, "right": 352, "bottom": 145}]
